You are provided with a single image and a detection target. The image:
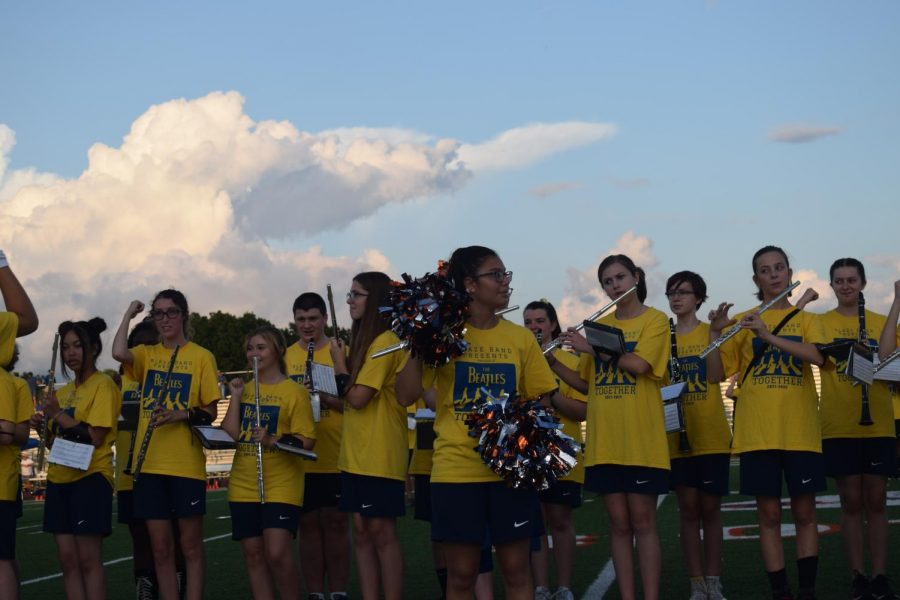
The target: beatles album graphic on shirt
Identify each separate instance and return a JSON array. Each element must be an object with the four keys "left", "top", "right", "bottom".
[
  {"left": 141, "top": 370, "right": 191, "bottom": 412},
  {"left": 237, "top": 402, "right": 280, "bottom": 454},
  {"left": 452, "top": 361, "right": 517, "bottom": 414},
  {"left": 749, "top": 336, "right": 804, "bottom": 385},
  {"left": 591, "top": 341, "right": 637, "bottom": 396}
]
